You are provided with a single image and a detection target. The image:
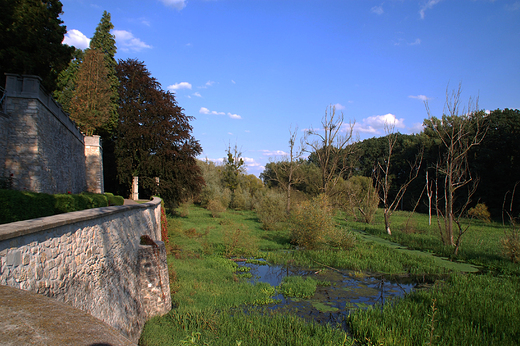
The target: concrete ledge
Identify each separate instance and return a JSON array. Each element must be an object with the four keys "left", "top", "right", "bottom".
[
  {"left": 0, "top": 284, "right": 136, "bottom": 346},
  {"left": 0, "top": 197, "right": 161, "bottom": 241}
]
